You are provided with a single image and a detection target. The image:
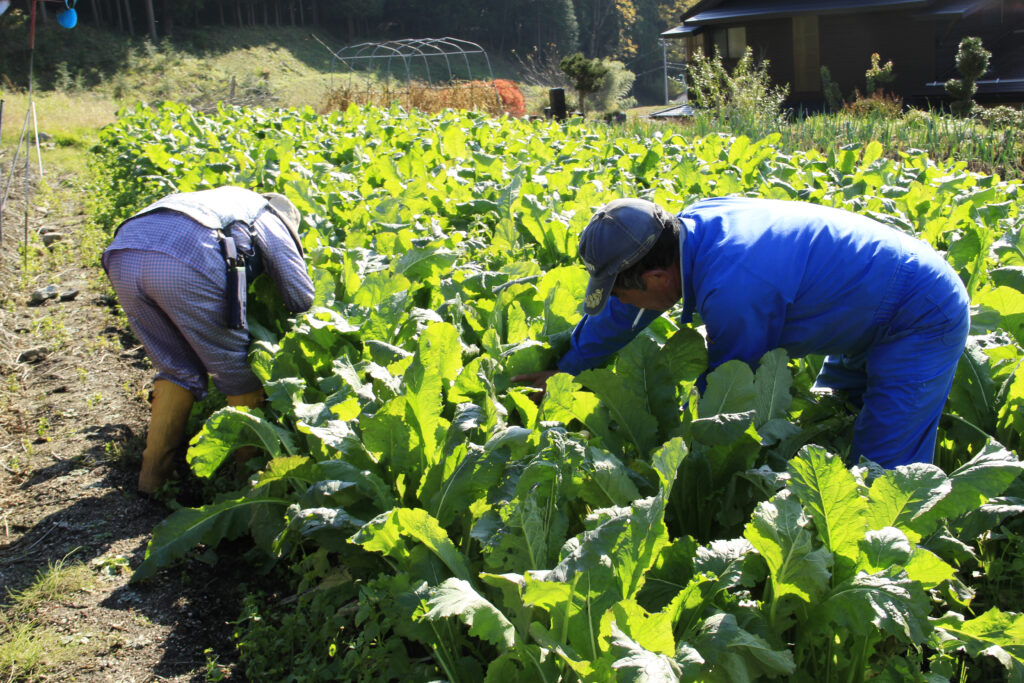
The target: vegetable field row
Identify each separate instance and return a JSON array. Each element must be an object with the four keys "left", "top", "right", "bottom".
[{"left": 93, "top": 102, "right": 1024, "bottom": 681}]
